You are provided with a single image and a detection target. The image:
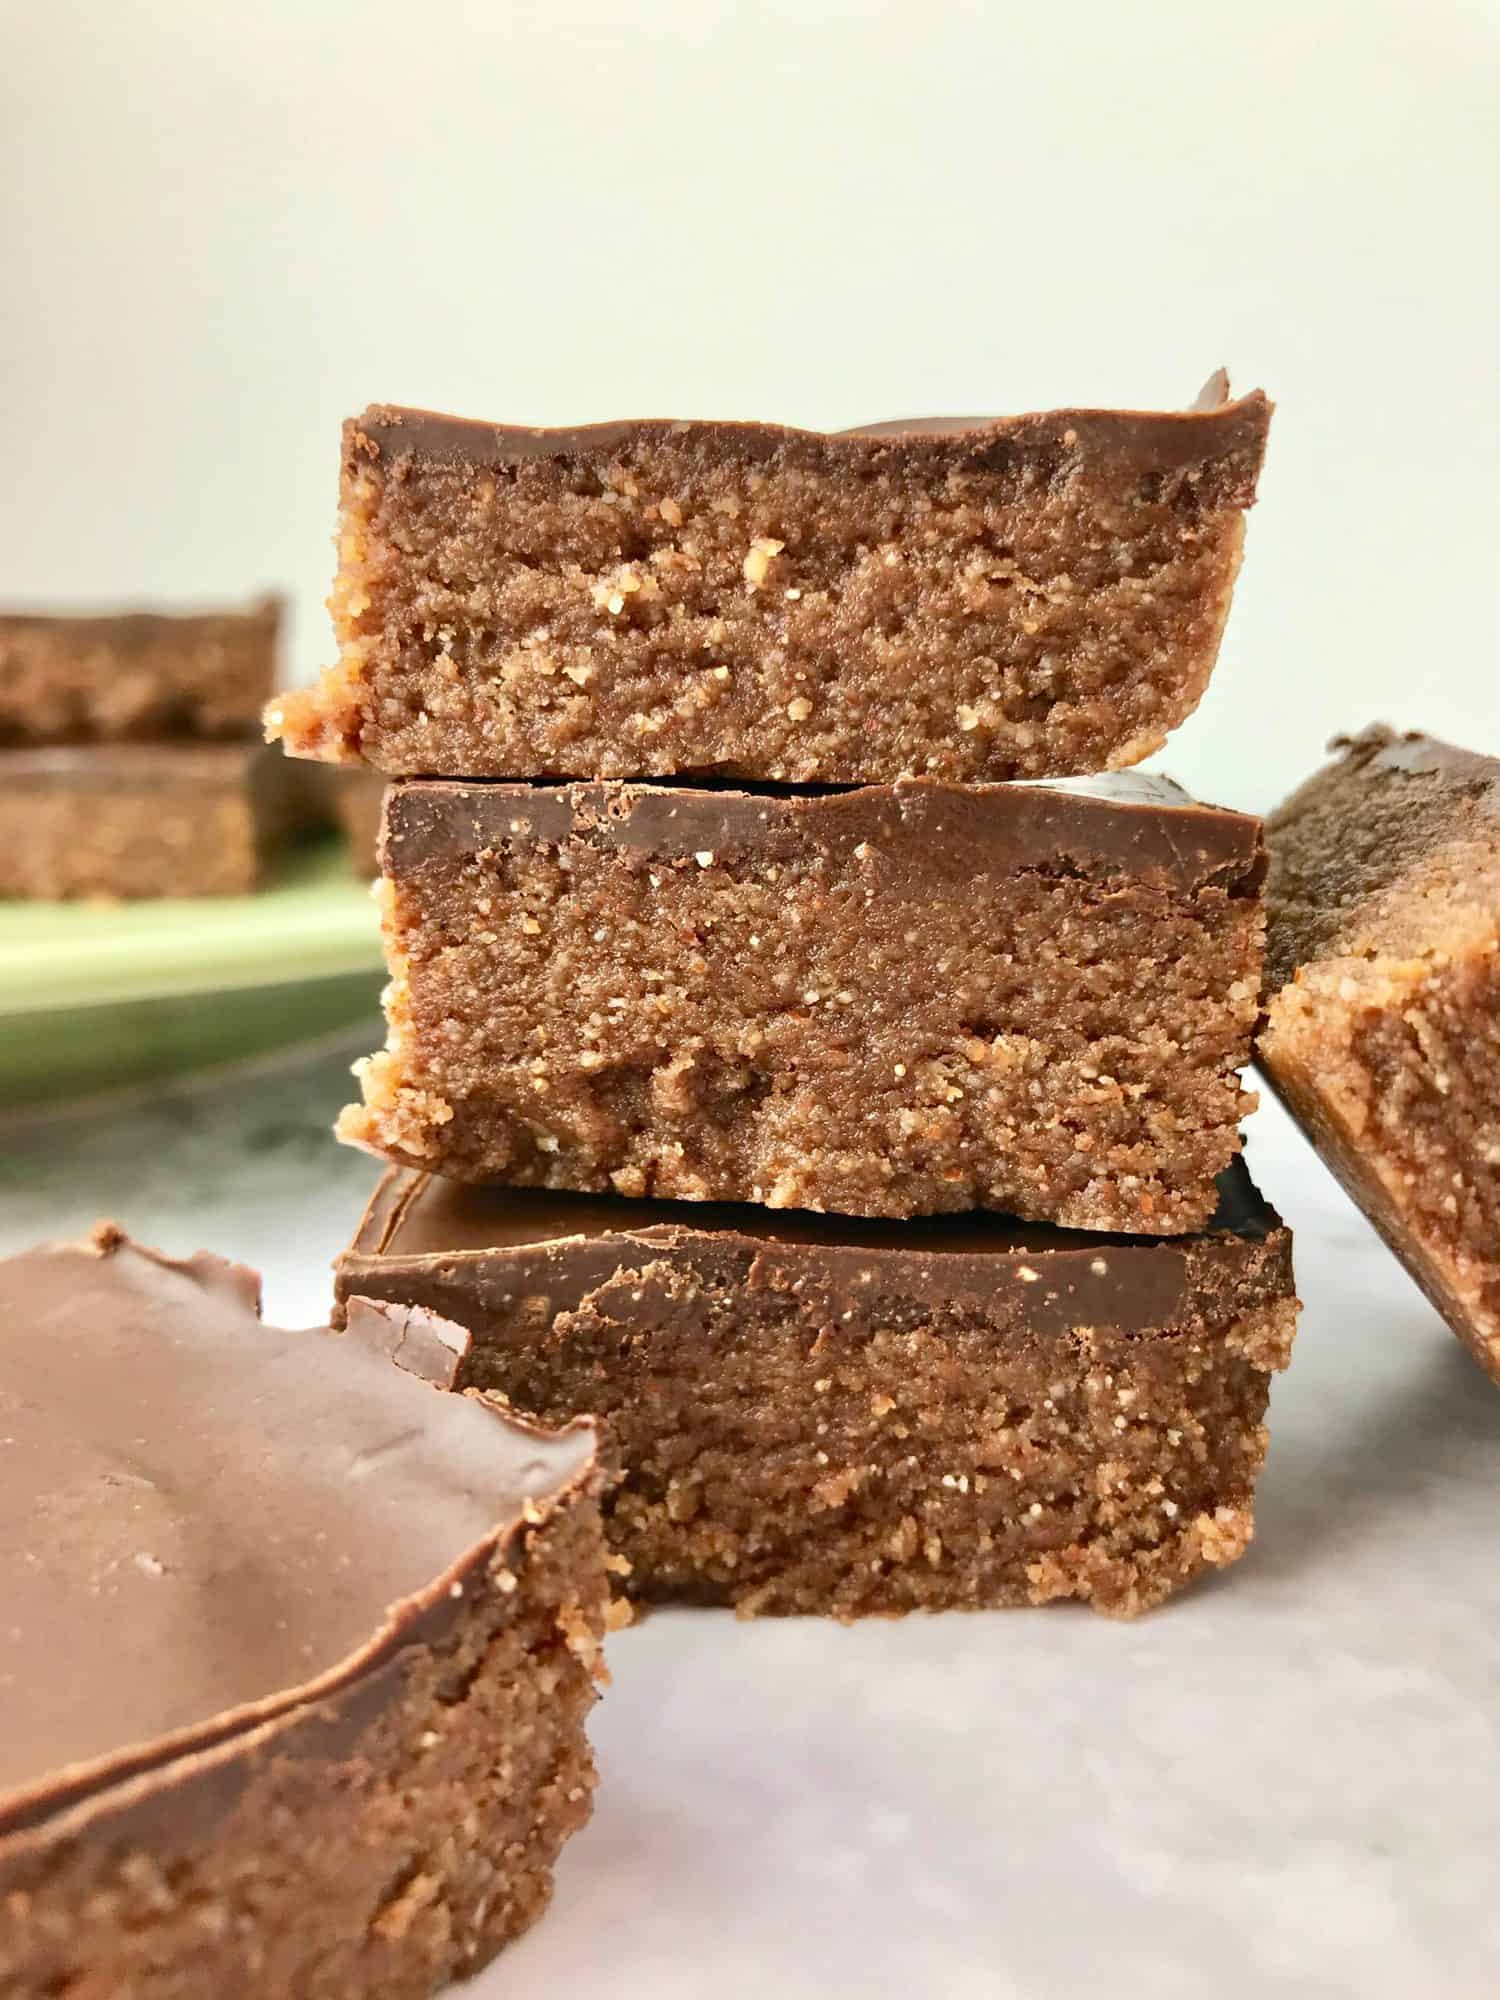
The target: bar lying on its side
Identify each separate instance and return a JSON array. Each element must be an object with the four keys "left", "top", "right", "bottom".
[
  {"left": 1261, "top": 726, "right": 1500, "bottom": 1386},
  {"left": 0, "top": 1229, "right": 606, "bottom": 2000},
  {"left": 0, "top": 596, "right": 281, "bottom": 745},
  {"left": 341, "top": 773, "right": 1266, "bottom": 1232},
  {"left": 0, "top": 743, "right": 302, "bottom": 899},
  {"left": 268, "top": 378, "right": 1270, "bottom": 783},
  {"left": 337, "top": 1160, "right": 1299, "bottom": 1619}
]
